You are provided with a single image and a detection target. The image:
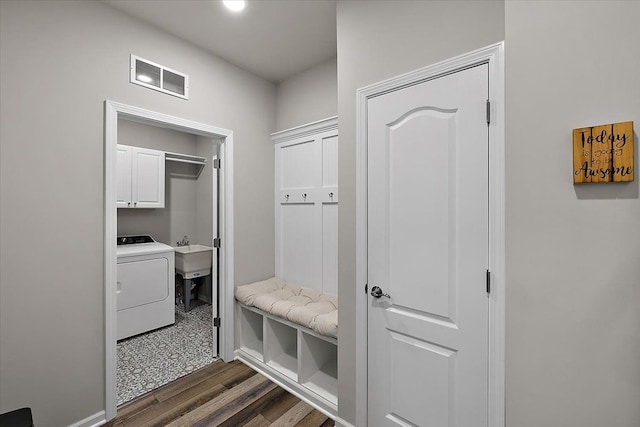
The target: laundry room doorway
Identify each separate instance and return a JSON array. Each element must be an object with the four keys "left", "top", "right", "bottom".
[{"left": 103, "top": 101, "right": 235, "bottom": 420}]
